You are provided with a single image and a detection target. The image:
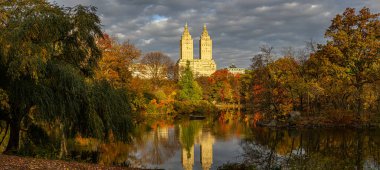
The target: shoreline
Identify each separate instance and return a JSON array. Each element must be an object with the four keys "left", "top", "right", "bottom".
[
  {"left": 0, "top": 154, "right": 144, "bottom": 170},
  {"left": 256, "top": 116, "right": 380, "bottom": 129}
]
